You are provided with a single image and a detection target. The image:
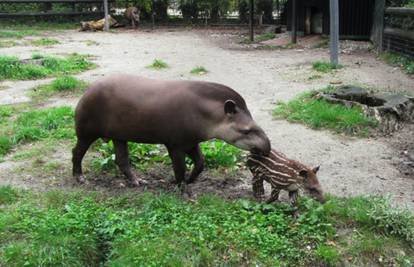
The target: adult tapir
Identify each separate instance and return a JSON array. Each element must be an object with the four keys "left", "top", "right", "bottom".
[{"left": 72, "top": 74, "right": 271, "bottom": 186}]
